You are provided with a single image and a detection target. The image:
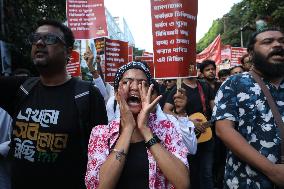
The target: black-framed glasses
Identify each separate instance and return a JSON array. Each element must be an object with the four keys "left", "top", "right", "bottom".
[{"left": 28, "top": 33, "right": 66, "bottom": 45}]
